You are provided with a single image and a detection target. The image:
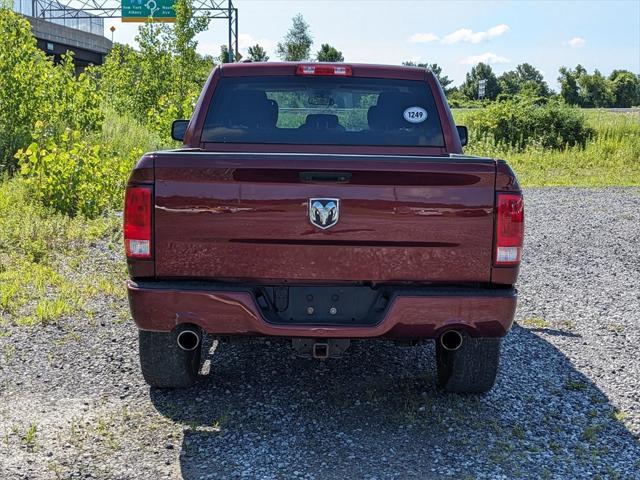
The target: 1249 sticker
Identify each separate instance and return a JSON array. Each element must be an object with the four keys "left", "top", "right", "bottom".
[{"left": 403, "top": 106, "right": 428, "bottom": 123}]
